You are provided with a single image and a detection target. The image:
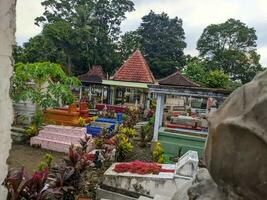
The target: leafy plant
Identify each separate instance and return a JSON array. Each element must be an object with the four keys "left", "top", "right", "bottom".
[
  {"left": 93, "top": 128, "right": 109, "bottom": 149},
  {"left": 11, "top": 62, "right": 80, "bottom": 115},
  {"left": 119, "top": 127, "right": 137, "bottom": 138},
  {"left": 123, "top": 107, "right": 139, "bottom": 128},
  {"left": 46, "top": 166, "right": 76, "bottom": 200},
  {"left": 25, "top": 125, "right": 38, "bottom": 138},
  {"left": 3, "top": 167, "right": 49, "bottom": 200},
  {"left": 204, "top": 70, "right": 229, "bottom": 88},
  {"left": 115, "top": 133, "right": 133, "bottom": 161},
  {"left": 78, "top": 117, "right": 86, "bottom": 127},
  {"left": 152, "top": 142, "right": 166, "bottom": 163}
]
